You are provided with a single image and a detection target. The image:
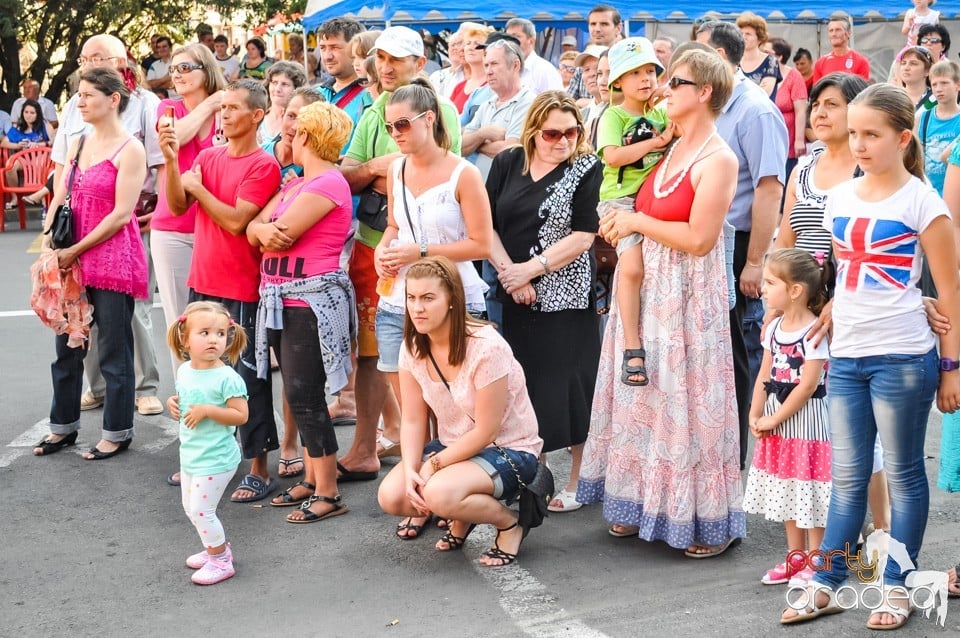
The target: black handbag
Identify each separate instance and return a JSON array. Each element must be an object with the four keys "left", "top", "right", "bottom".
[
  {"left": 427, "top": 351, "right": 555, "bottom": 530},
  {"left": 356, "top": 188, "right": 388, "bottom": 231},
  {"left": 44, "top": 135, "right": 86, "bottom": 249}
]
